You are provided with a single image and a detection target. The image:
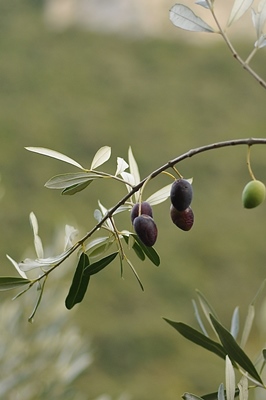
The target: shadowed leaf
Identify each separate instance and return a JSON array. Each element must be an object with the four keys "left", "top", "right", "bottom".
[
  {"left": 0, "top": 276, "right": 31, "bottom": 291},
  {"left": 83, "top": 252, "right": 118, "bottom": 277},
  {"left": 133, "top": 235, "right": 160, "bottom": 266},
  {"left": 210, "top": 314, "right": 263, "bottom": 384},
  {"left": 65, "top": 253, "right": 90, "bottom": 310}
]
